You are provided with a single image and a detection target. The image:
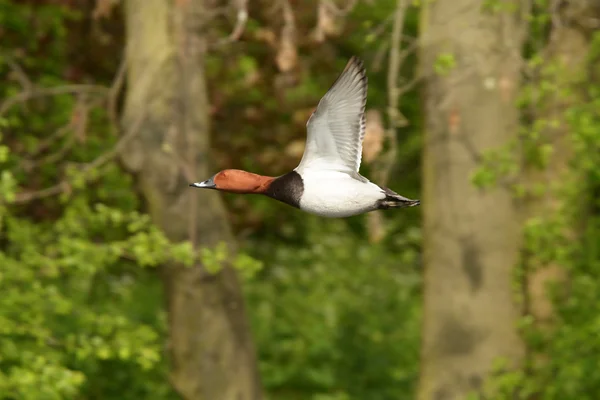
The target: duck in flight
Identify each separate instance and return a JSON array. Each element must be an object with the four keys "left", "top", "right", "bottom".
[{"left": 190, "top": 56, "right": 420, "bottom": 218}]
